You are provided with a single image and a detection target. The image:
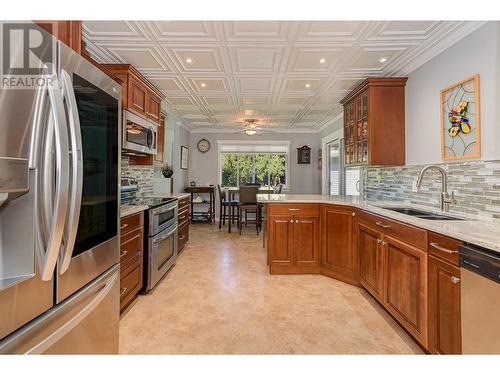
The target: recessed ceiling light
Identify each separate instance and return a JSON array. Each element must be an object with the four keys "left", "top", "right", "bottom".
[
  {"left": 245, "top": 129, "right": 257, "bottom": 136},
  {"left": 319, "top": 58, "right": 326, "bottom": 64},
  {"left": 200, "top": 83, "right": 207, "bottom": 88},
  {"left": 186, "top": 58, "right": 193, "bottom": 63},
  {"left": 379, "top": 57, "right": 387, "bottom": 63},
  {"left": 305, "top": 83, "right": 311, "bottom": 88}
]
